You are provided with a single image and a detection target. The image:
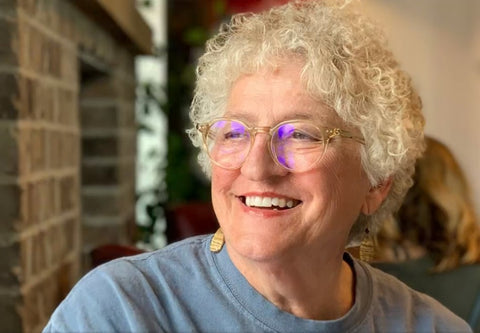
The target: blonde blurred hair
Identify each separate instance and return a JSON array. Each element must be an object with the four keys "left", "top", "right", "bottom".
[
  {"left": 188, "top": 0, "right": 425, "bottom": 245},
  {"left": 378, "top": 137, "right": 480, "bottom": 271}
]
